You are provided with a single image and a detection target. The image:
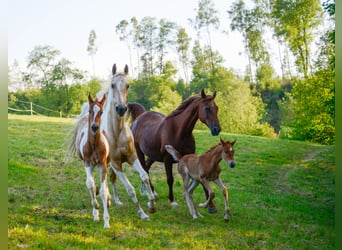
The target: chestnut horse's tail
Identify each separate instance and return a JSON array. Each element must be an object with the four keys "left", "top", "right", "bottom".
[
  {"left": 126, "top": 102, "right": 146, "bottom": 124},
  {"left": 165, "top": 145, "right": 182, "bottom": 162}
]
